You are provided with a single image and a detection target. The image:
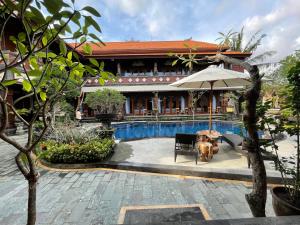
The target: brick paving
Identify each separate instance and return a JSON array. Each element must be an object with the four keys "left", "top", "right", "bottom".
[{"left": 0, "top": 135, "right": 275, "bottom": 225}]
